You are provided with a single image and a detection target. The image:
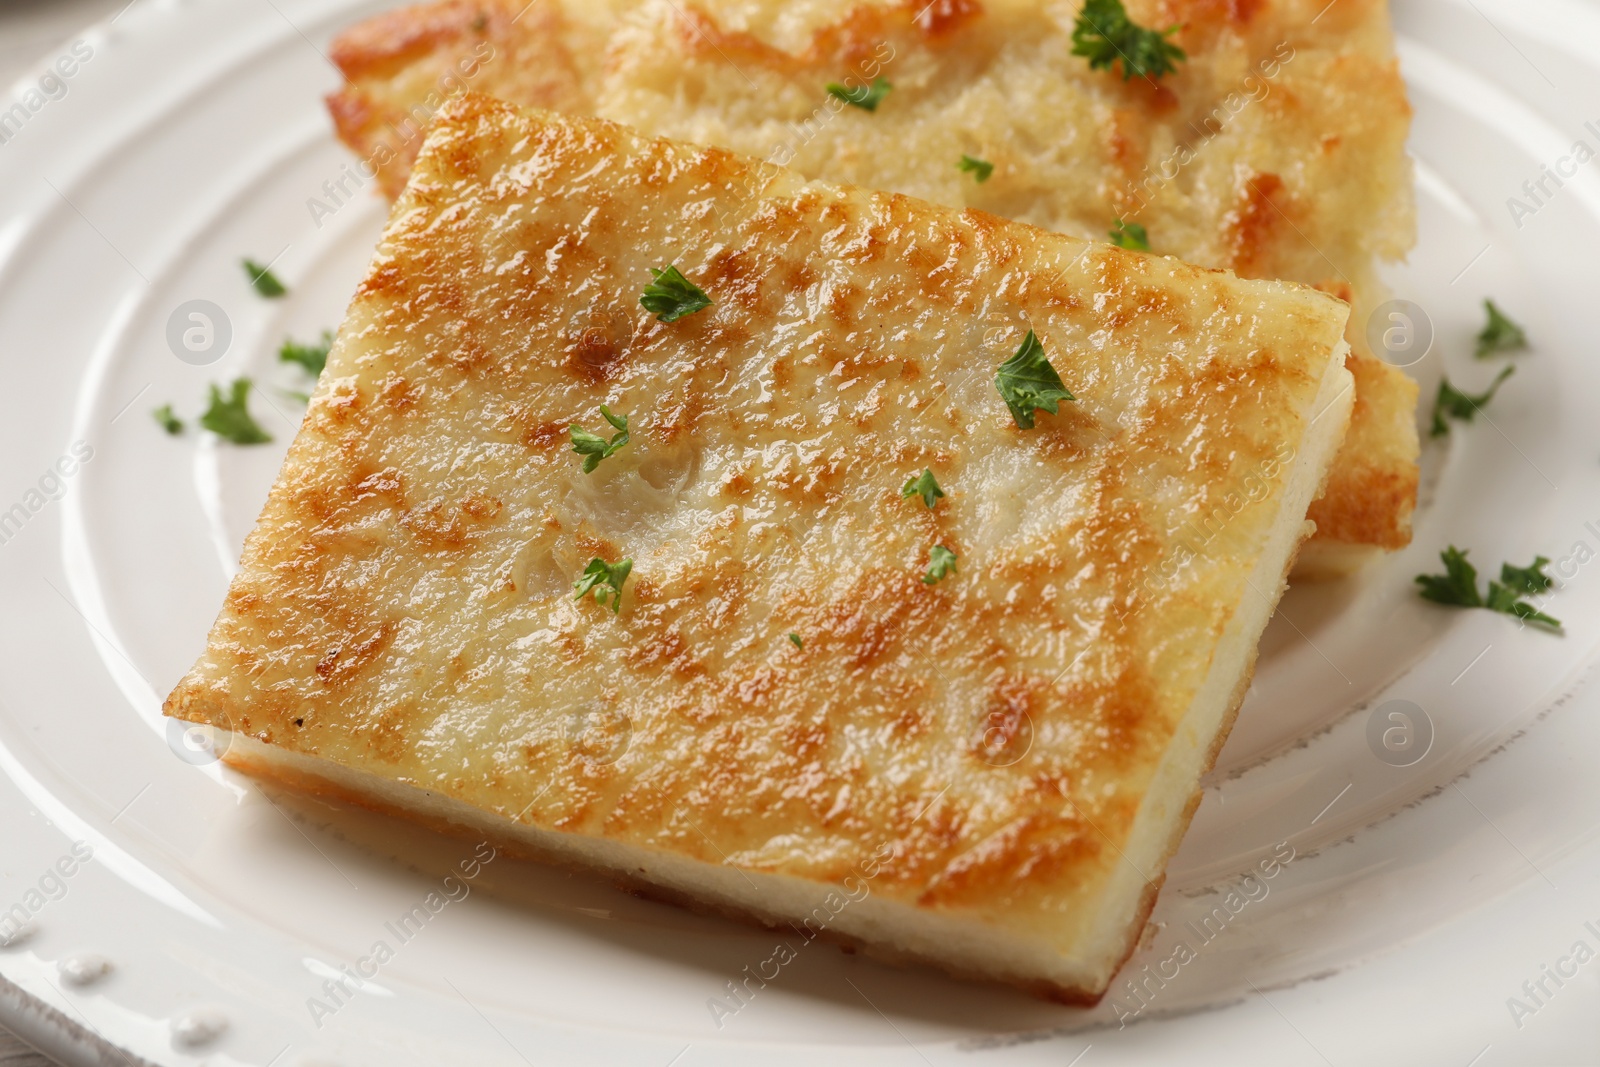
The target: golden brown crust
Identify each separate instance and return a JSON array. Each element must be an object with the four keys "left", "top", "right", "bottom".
[
  {"left": 223, "top": 740, "right": 1108, "bottom": 1003},
  {"left": 1304, "top": 349, "right": 1419, "bottom": 548},
  {"left": 323, "top": 0, "right": 1417, "bottom": 558},
  {"left": 168, "top": 96, "right": 1351, "bottom": 997},
  {"left": 328, "top": 0, "right": 487, "bottom": 79}
]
